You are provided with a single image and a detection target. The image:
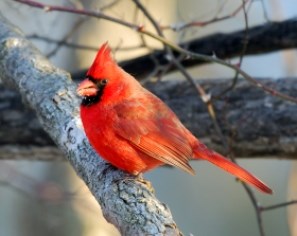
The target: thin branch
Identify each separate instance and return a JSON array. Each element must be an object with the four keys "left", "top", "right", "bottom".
[
  {"left": 260, "top": 200, "right": 297, "bottom": 211},
  {"left": 214, "top": 0, "right": 250, "bottom": 98},
  {"left": 242, "top": 184, "right": 265, "bottom": 236},
  {"left": 13, "top": 0, "right": 139, "bottom": 29},
  {"left": 162, "top": 0, "right": 250, "bottom": 31},
  {"left": 27, "top": 34, "right": 99, "bottom": 51}
]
